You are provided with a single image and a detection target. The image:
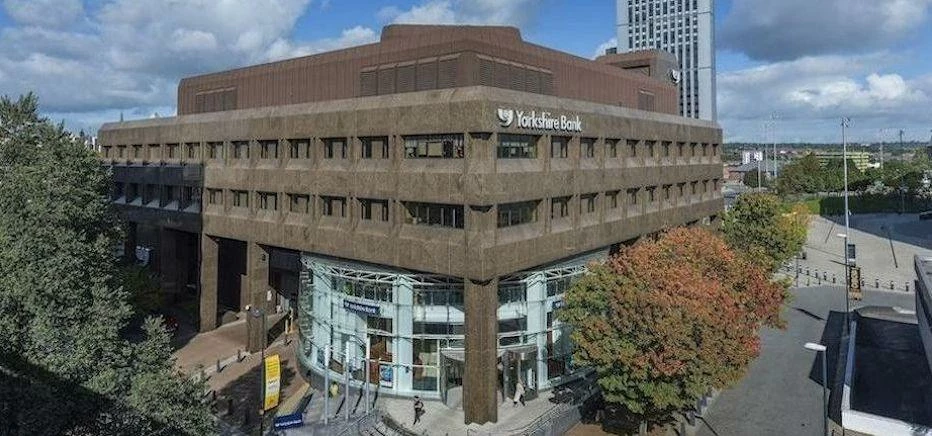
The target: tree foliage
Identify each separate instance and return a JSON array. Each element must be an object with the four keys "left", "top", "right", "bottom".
[
  {"left": 723, "top": 193, "right": 809, "bottom": 272},
  {"left": 0, "top": 94, "right": 215, "bottom": 435},
  {"left": 559, "top": 228, "right": 785, "bottom": 424}
]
